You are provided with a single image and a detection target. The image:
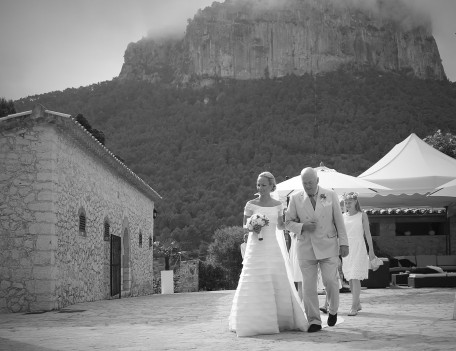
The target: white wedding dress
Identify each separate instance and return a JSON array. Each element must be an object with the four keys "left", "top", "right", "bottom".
[{"left": 229, "top": 203, "right": 308, "bottom": 337}]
